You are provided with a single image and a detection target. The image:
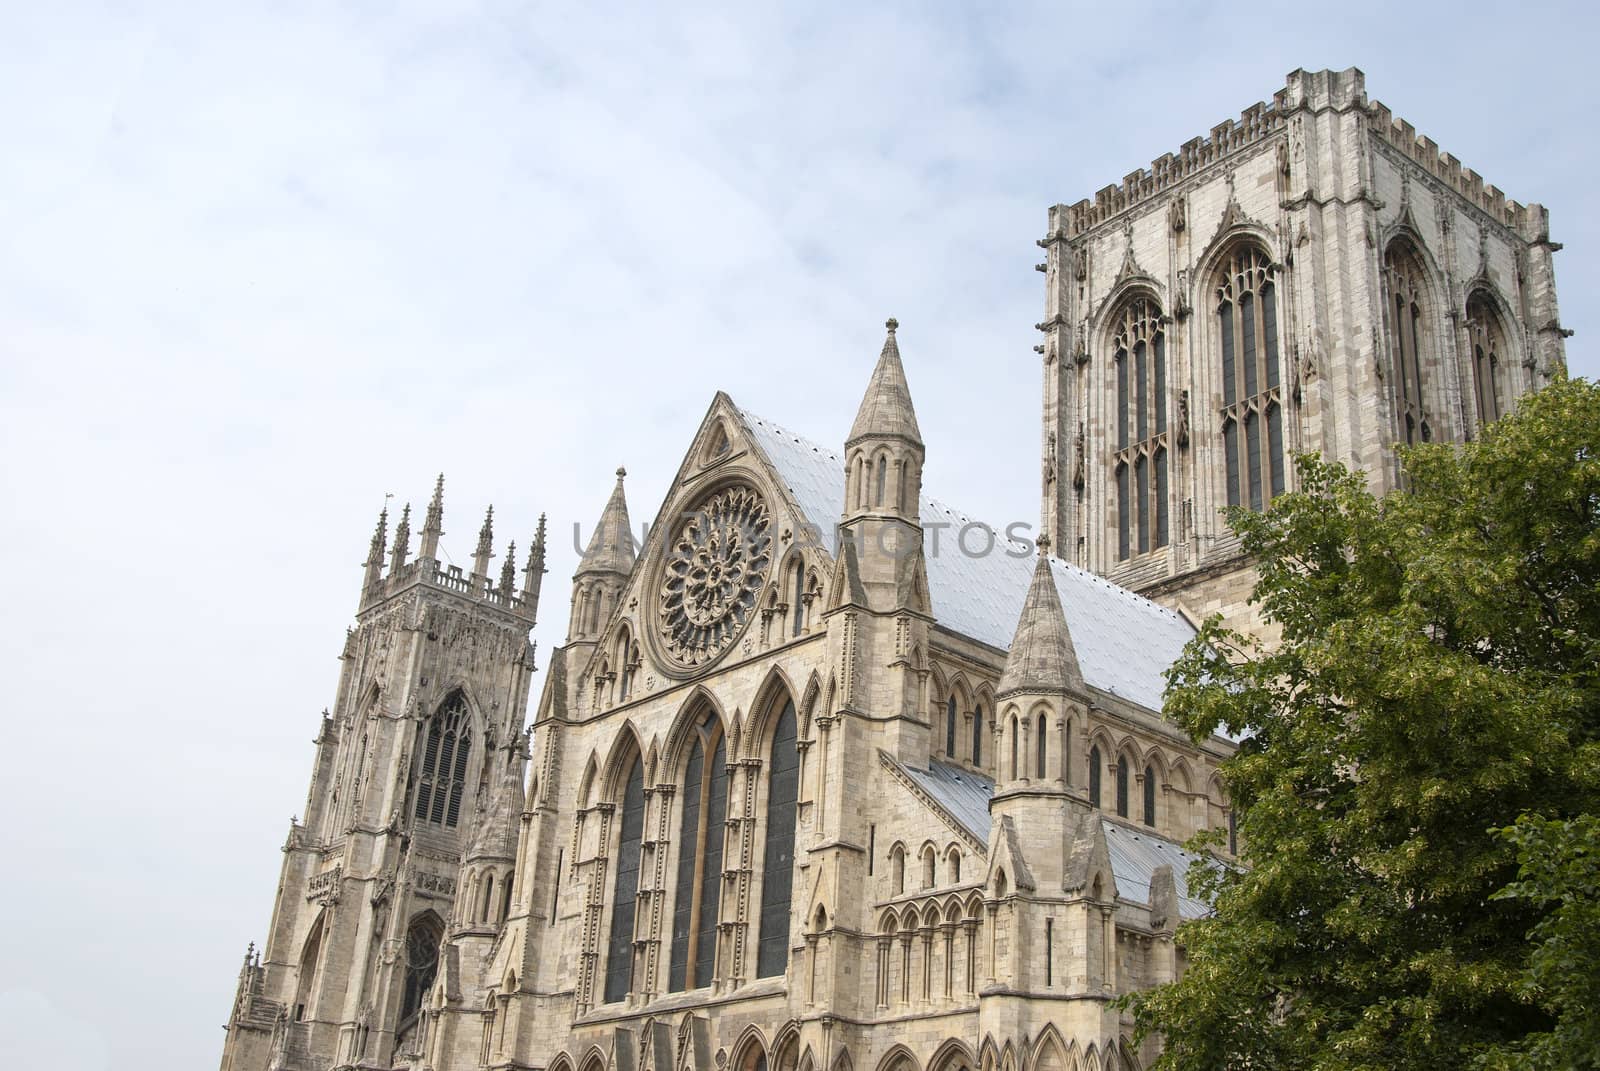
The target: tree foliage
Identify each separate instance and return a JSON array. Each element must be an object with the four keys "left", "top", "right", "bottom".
[{"left": 1128, "top": 377, "right": 1600, "bottom": 1070}]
